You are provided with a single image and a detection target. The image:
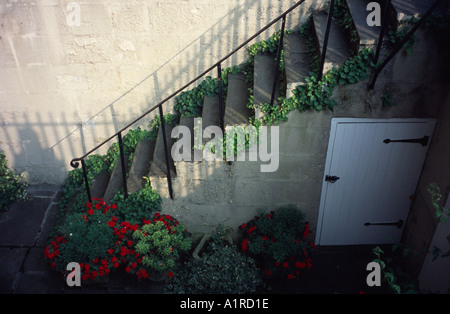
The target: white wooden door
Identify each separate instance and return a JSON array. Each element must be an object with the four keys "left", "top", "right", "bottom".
[{"left": 316, "top": 118, "right": 436, "bottom": 246}]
